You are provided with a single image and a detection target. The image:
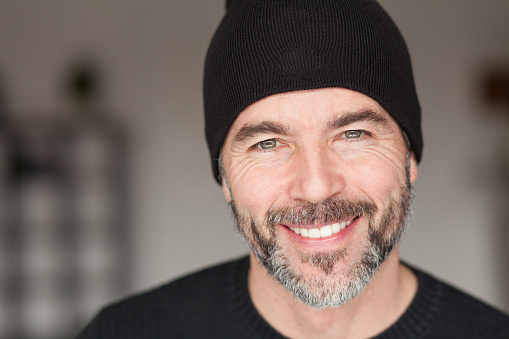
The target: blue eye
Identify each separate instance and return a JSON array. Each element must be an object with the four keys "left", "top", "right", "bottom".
[
  {"left": 258, "top": 139, "right": 278, "bottom": 149},
  {"left": 344, "top": 130, "right": 364, "bottom": 139}
]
